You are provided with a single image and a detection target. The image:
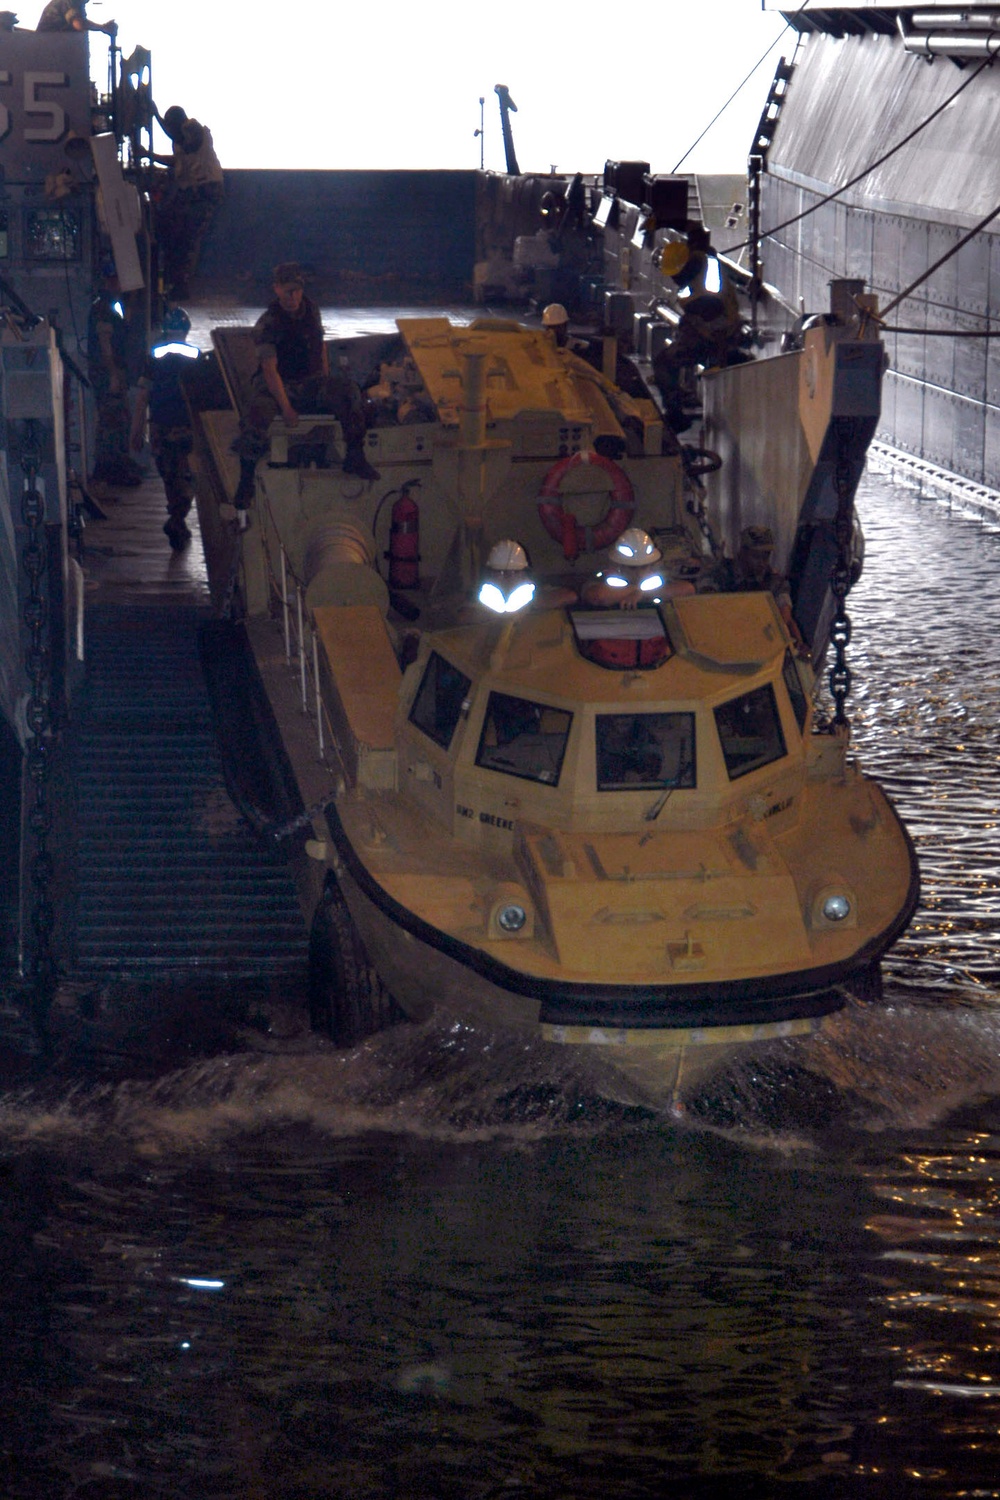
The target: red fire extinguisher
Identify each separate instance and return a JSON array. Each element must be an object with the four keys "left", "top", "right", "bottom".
[{"left": 387, "top": 482, "right": 421, "bottom": 589}]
